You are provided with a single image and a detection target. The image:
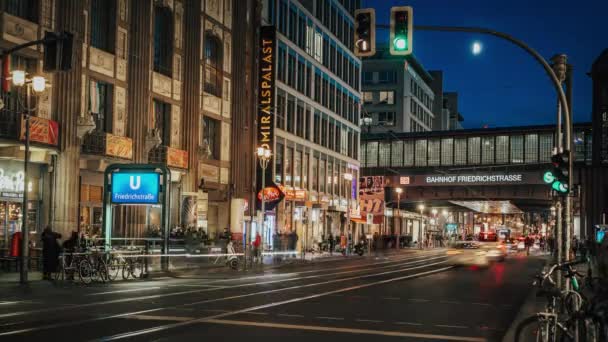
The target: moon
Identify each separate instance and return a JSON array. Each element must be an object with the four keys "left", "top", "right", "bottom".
[{"left": 472, "top": 41, "right": 483, "bottom": 55}]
